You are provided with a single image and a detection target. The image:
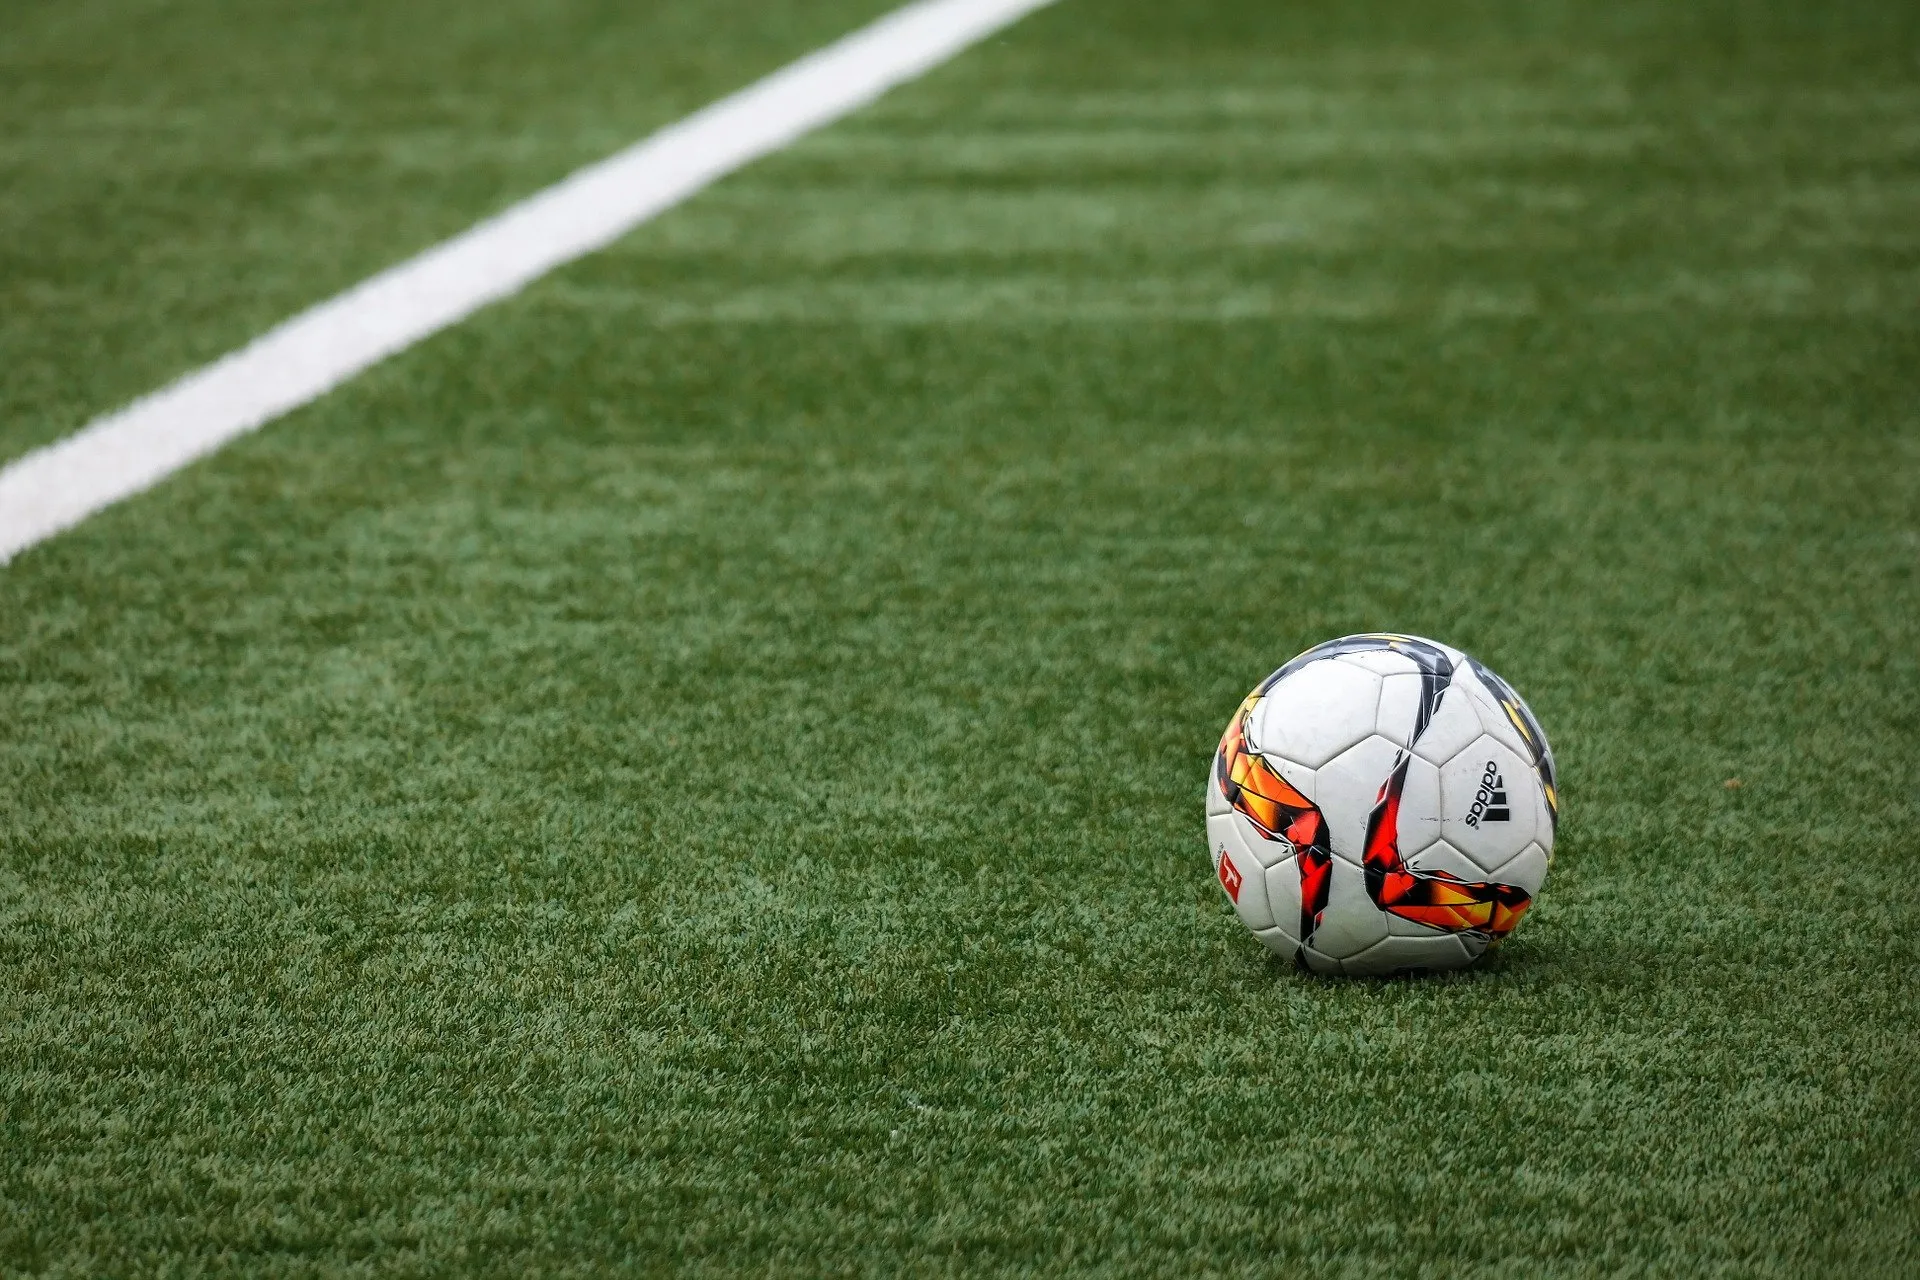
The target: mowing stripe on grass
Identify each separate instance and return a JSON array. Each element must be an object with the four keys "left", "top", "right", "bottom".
[{"left": 0, "top": 0, "right": 1056, "bottom": 565}]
